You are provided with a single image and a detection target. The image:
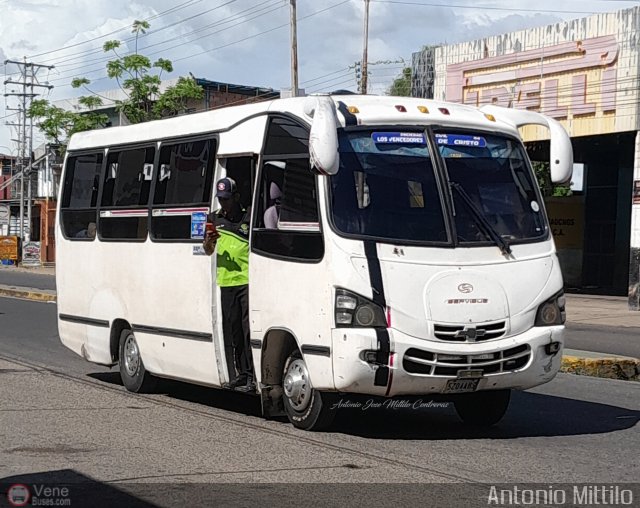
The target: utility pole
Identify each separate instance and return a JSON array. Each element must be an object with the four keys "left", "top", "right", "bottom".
[
  {"left": 289, "top": 0, "right": 299, "bottom": 97},
  {"left": 361, "top": 0, "right": 370, "bottom": 95},
  {"left": 4, "top": 58, "right": 54, "bottom": 244}
]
